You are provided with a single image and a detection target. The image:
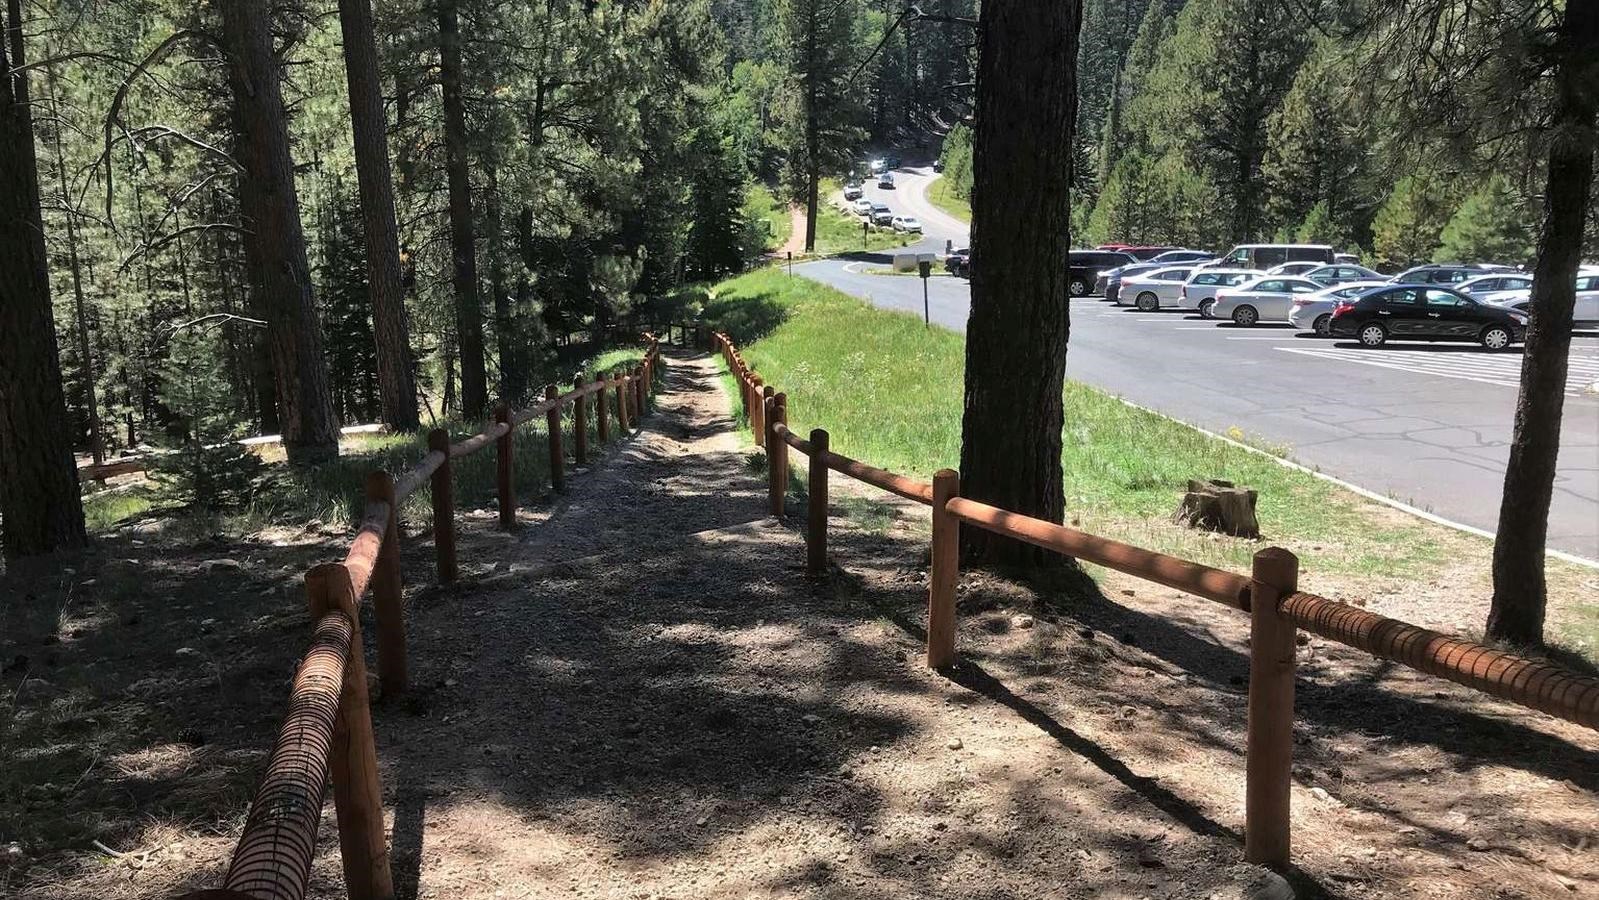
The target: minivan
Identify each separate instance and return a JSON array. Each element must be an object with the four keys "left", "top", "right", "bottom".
[{"left": 1213, "top": 244, "right": 1335, "bottom": 270}]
